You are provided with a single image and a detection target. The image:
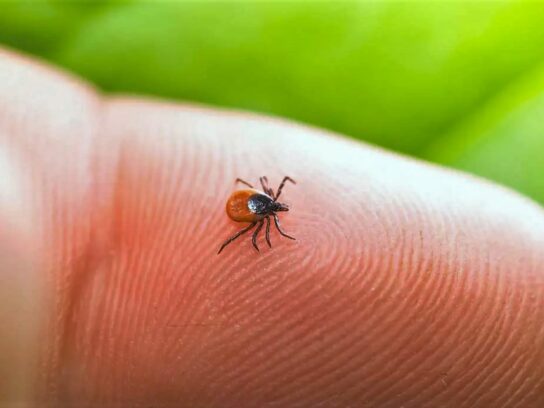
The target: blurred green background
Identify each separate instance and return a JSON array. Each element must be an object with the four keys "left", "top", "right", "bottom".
[{"left": 1, "top": 1, "right": 543, "bottom": 204}]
